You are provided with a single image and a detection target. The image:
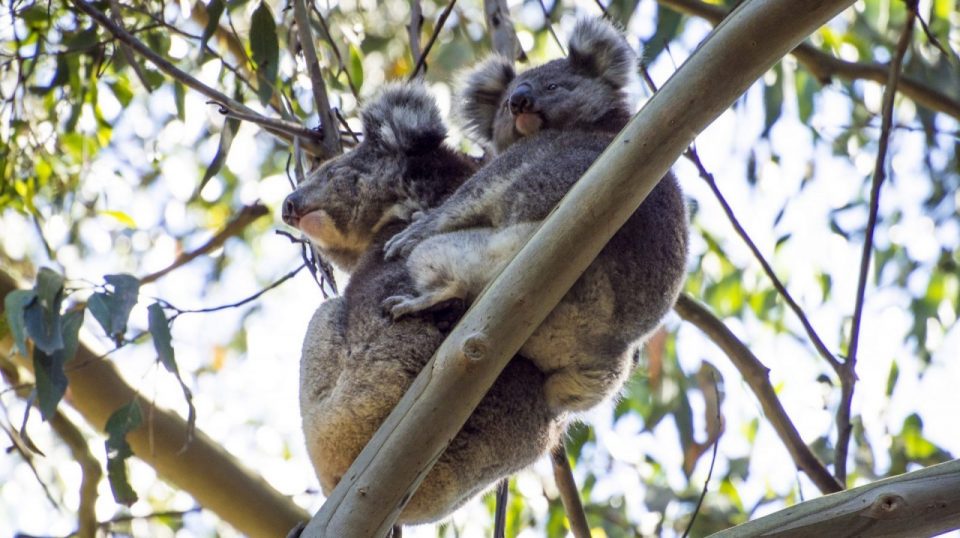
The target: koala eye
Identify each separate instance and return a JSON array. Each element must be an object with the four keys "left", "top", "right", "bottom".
[{"left": 546, "top": 83, "right": 559, "bottom": 91}]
